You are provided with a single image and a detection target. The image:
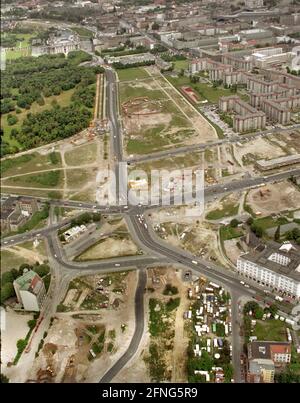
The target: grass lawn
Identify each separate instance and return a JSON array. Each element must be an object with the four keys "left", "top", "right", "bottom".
[
  {"left": 3, "top": 33, "right": 35, "bottom": 60},
  {"left": 220, "top": 225, "right": 243, "bottom": 241},
  {"left": 1, "top": 186, "right": 63, "bottom": 199},
  {"left": 127, "top": 128, "right": 170, "bottom": 154},
  {"left": 165, "top": 75, "right": 232, "bottom": 103},
  {"left": 69, "top": 189, "right": 95, "bottom": 202},
  {"left": 1, "top": 151, "right": 62, "bottom": 177},
  {"left": 173, "top": 60, "right": 189, "bottom": 70},
  {"left": 66, "top": 168, "right": 95, "bottom": 189},
  {"left": 1, "top": 89, "right": 75, "bottom": 149},
  {"left": 0, "top": 250, "right": 34, "bottom": 273},
  {"left": 119, "top": 81, "right": 166, "bottom": 103},
  {"left": 3, "top": 170, "right": 63, "bottom": 189},
  {"left": 131, "top": 151, "right": 202, "bottom": 174},
  {"left": 254, "top": 216, "right": 289, "bottom": 231},
  {"left": 64, "top": 142, "right": 98, "bottom": 166},
  {"left": 254, "top": 319, "right": 289, "bottom": 342},
  {"left": 117, "top": 67, "right": 150, "bottom": 82},
  {"left": 71, "top": 27, "right": 94, "bottom": 38},
  {"left": 18, "top": 239, "right": 47, "bottom": 258},
  {"left": 206, "top": 203, "right": 239, "bottom": 220}
]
